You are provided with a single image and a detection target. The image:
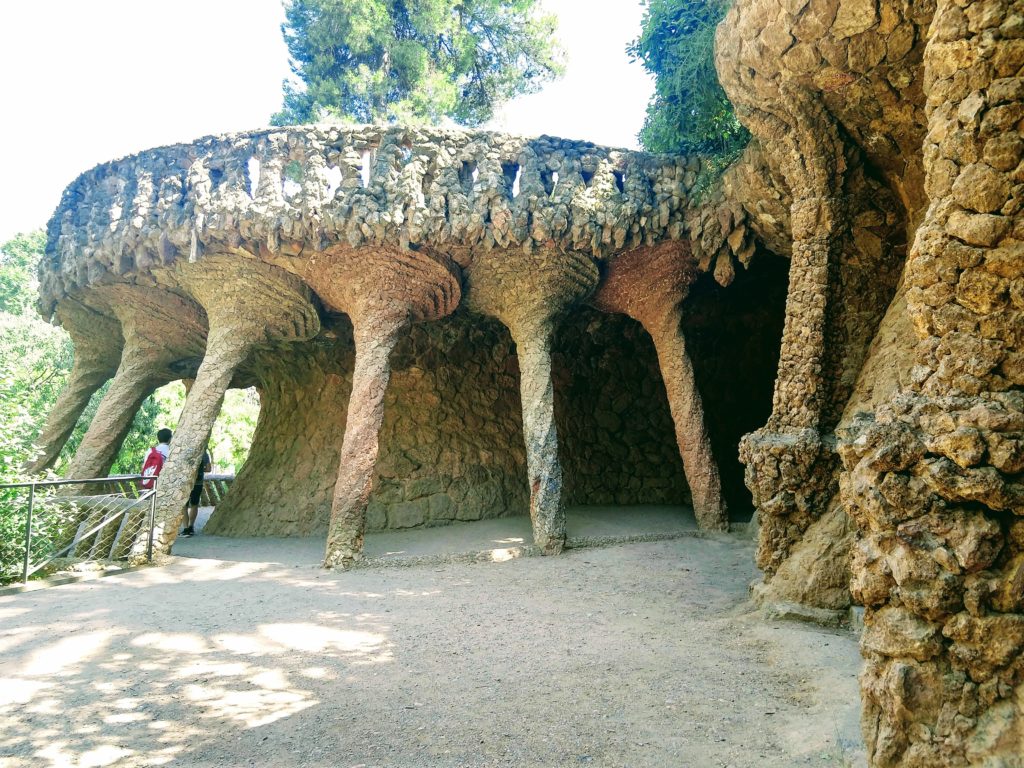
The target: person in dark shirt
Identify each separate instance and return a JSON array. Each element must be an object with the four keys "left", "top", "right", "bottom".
[{"left": 180, "top": 449, "right": 212, "bottom": 537}]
